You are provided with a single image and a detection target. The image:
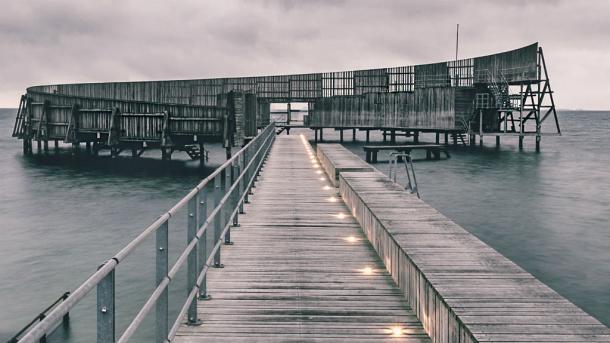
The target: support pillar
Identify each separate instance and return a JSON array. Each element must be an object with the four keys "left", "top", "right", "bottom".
[
  {"left": 519, "top": 136, "right": 524, "bottom": 150},
  {"left": 479, "top": 136, "right": 483, "bottom": 147},
  {"left": 286, "top": 102, "right": 291, "bottom": 126},
  {"left": 352, "top": 128, "right": 356, "bottom": 141},
  {"left": 366, "top": 130, "right": 370, "bottom": 143},
  {"left": 536, "top": 135, "right": 541, "bottom": 152},
  {"left": 199, "top": 143, "right": 205, "bottom": 168},
  {"left": 314, "top": 129, "right": 318, "bottom": 143},
  {"left": 339, "top": 130, "right": 343, "bottom": 143},
  {"left": 435, "top": 132, "right": 439, "bottom": 144},
  {"left": 444, "top": 132, "right": 449, "bottom": 145},
  {"left": 390, "top": 130, "right": 396, "bottom": 144},
  {"left": 496, "top": 136, "right": 500, "bottom": 149},
  {"left": 319, "top": 128, "right": 323, "bottom": 142},
  {"left": 414, "top": 131, "right": 419, "bottom": 144}
]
